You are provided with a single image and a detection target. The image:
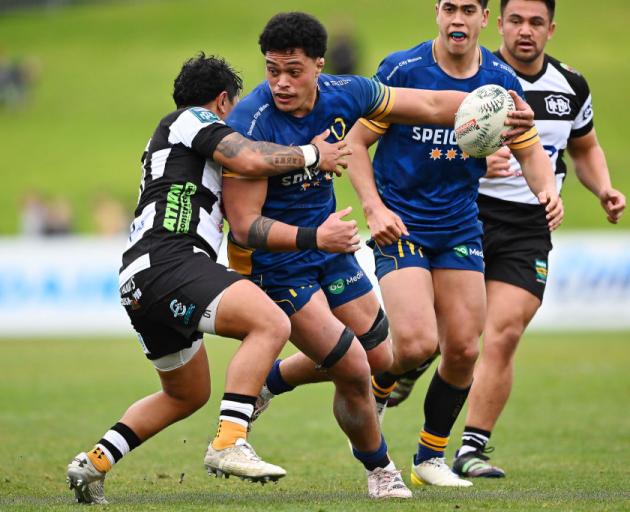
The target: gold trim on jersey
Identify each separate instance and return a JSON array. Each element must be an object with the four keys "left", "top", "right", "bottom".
[
  {"left": 359, "top": 117, "right": 390, "bottom": 135},
  {"left": 365, "top": 85, "right": 396, "bottom": 122},
  {"left": 222, "top": 170, "right": 266, "bottom": 180},
  {"left": 508, "top": 127, "right": 540, "bottom": 150},
  {"left": 227, "top": 237, "right": 254, "bottom": 276}
]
